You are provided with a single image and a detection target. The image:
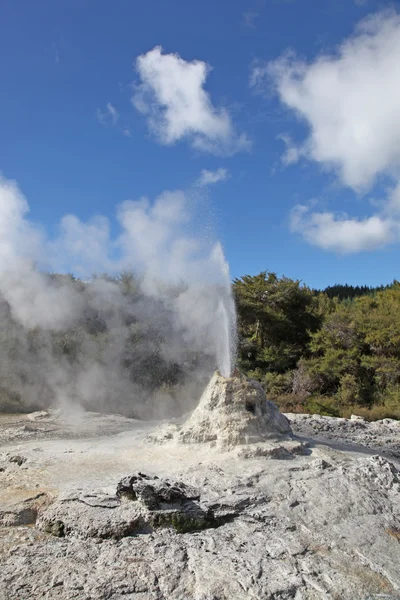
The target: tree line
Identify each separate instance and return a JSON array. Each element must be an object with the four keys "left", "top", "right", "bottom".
[{"left": 234, "top": 273, "right": 400, "bottom": 420}]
